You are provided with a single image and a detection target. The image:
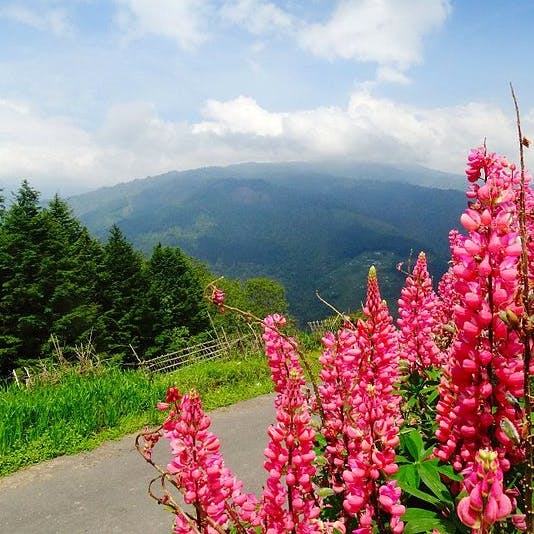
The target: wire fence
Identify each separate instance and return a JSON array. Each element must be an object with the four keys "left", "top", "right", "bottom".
[
  {"left": 139, "top": 333, "right": 260, "bottom": 375},
  {"left": 306, "top": 316, "right": 342, "bottom": 334},
  {"left": 3, "top": 330, "right": 261, "bottom": 389}
]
